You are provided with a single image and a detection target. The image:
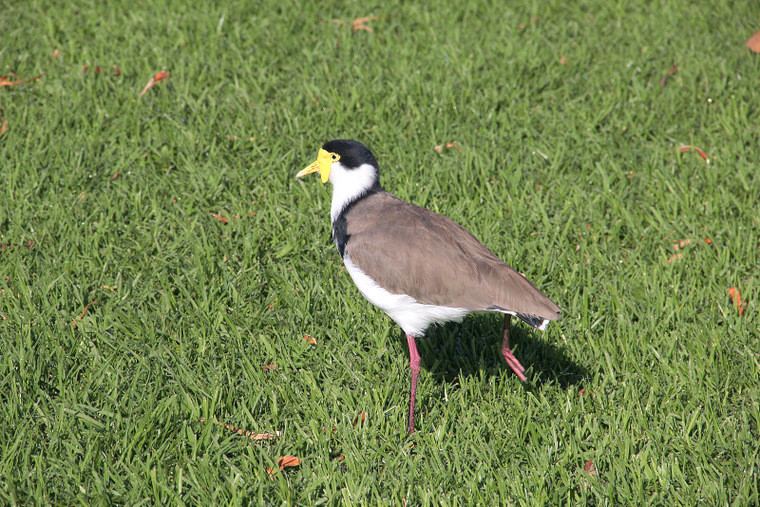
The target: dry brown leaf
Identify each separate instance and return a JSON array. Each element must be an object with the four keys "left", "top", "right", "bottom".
[
  {"left": 434, "top": 141, "right": 462, "bottom": 154},
  {"left": 262, "top": 363, "right": 276, "bottom": 372},
  {"left": 0, "top": 241, "right": 35, "bottom": 251},
  {"left": 51, "top": 49, "right": 60, "bottom": 59},
  {"left": 304, "top": 335, "right": 316, "bottom": 345},
  {"left": 517, "top": 16, "right": 539, "bottom": 30},
  {"left": 353, "top": 411, "right": 367, "bottom": 426},
  {"left": 673, "top": 238, "right": 691, "bottom": 251},
  {"left": 269, "top": 456, "right": 301, "bottom": 479},
  {"left": 352, "top": 15, "right": 384, "bottom": 32},
  {"left": 252, "top": 432, "right": 281, "bottom": 440},
  {"left": 83, "top": 65, "right": 120, "bottom": 76},
  {"left": 201, "top": 418, "right": 282, "bottom": 441},
  {"left": 0, "top": 115, "right": 6, "bottom": 135},
  {"left": 278, "top": 456, "right": 301, "bottom": 469},
  {"left": 678, "top": 145, "right": 709, "bottom": 163},
  {"left": 0, "top": 73, "right": 21, "bottom": 86},
  {"left": 1, "top": 73, "right": 43, "bottom": 87},
  {"left": 140, "top": 71, "right": 170, "bottom": 96},
  {"left": 728, "top": 287, "right": 746, "bottom": 316},
  {"left": 560, "top": 56, "right": 568, "bottom": 65},
  {"left": 667, "top": 237, "right": 713, "bottom": 262},
  {"left": 580, "top": 459, "right": 598, "bottom": 491},
  {"left": 746, "top": 30, "right": 760, "bottom": 53},
  {"left": 211, "top": 212, "right": 229, "bottom": 224},
  {"left": 71, "top": 301, "right": 98, "bottom": 328},
  {"left": 659, "top": 64, "right": 678, "bottom": 87}
]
